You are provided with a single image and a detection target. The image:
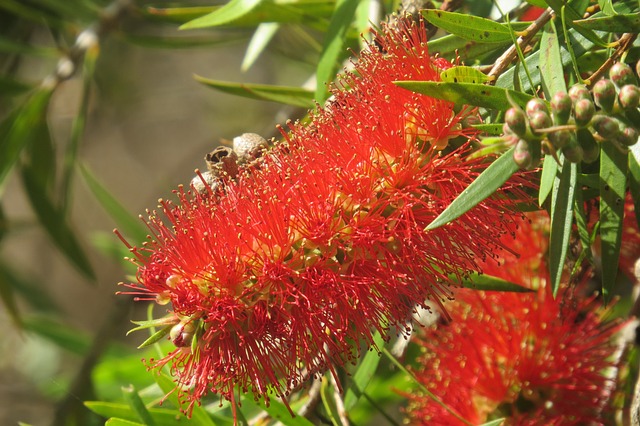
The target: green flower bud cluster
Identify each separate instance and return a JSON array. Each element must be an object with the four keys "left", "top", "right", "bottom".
[{"left": 501, "top": 60, "right": 640, "bottom": 170}]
